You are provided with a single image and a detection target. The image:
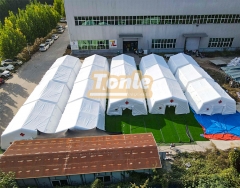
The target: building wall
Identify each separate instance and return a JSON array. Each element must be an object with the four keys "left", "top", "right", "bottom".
[
  {"left": 16, "top": 171, "right": 132, "bottom": 188},
  {"left": 65, "top": 0, "right": 240, "bottom": 53}
]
